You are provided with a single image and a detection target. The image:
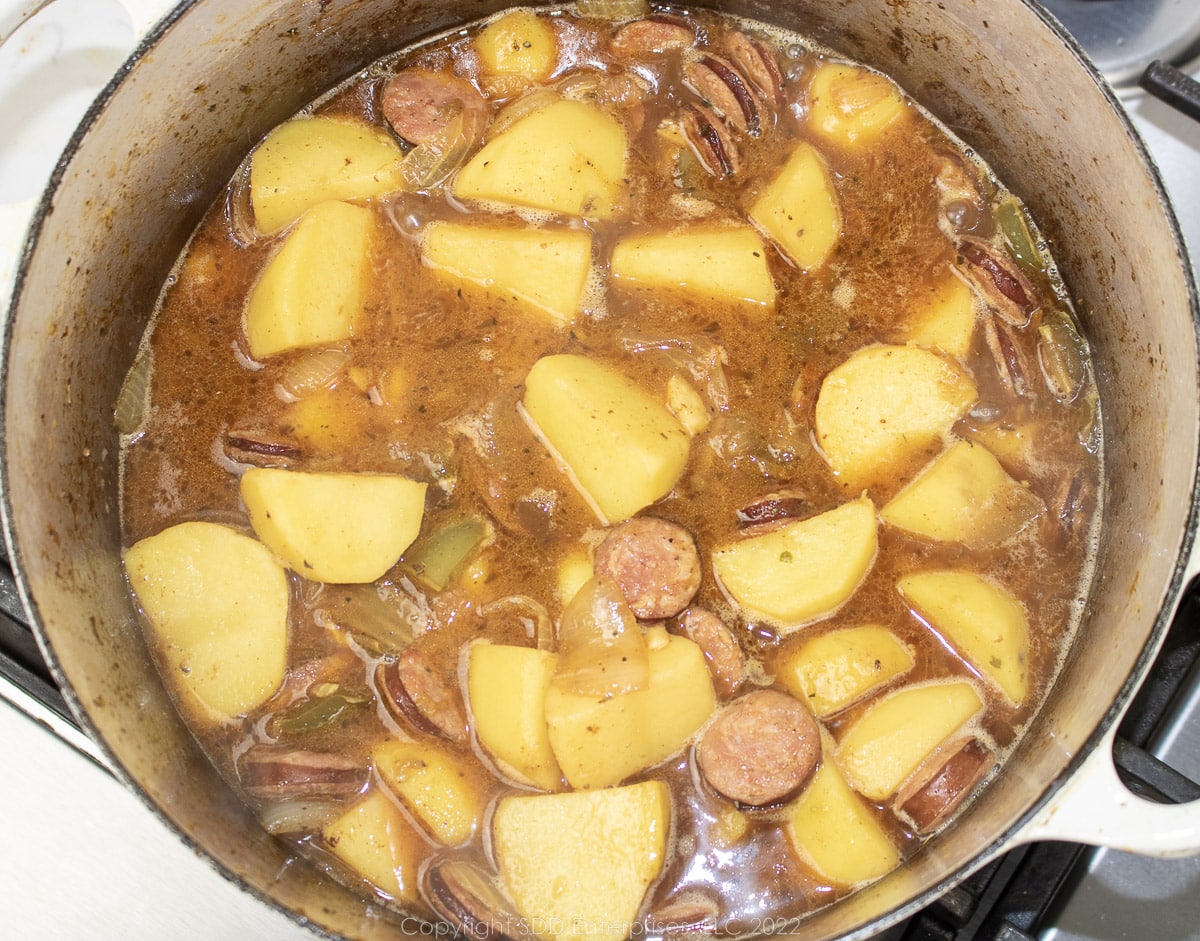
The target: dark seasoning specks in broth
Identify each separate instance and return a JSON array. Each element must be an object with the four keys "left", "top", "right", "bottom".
[{"left": 117, "top": 3, "right": 1102, "bottom": 939}]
